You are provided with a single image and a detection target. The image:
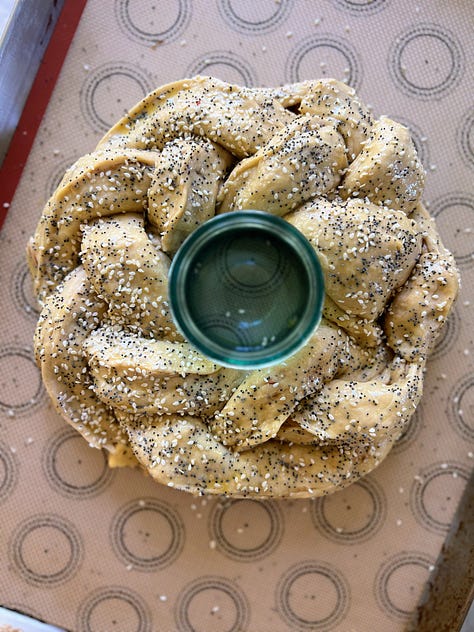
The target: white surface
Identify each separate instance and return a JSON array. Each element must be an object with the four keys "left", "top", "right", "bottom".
[
  {"left": 0, "top": 608, "right": 64, "bottom": 631},
  {"left": 0, "top": 0, "right": 16, "bottom": 40},
  {"left": 462, "top": 603, "right": 474, "bottom": 632}
]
